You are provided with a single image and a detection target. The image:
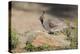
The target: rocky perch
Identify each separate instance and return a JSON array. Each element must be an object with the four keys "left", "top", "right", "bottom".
[{"left": 14, "top": 30, "right": 71, "bottom": 52}]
